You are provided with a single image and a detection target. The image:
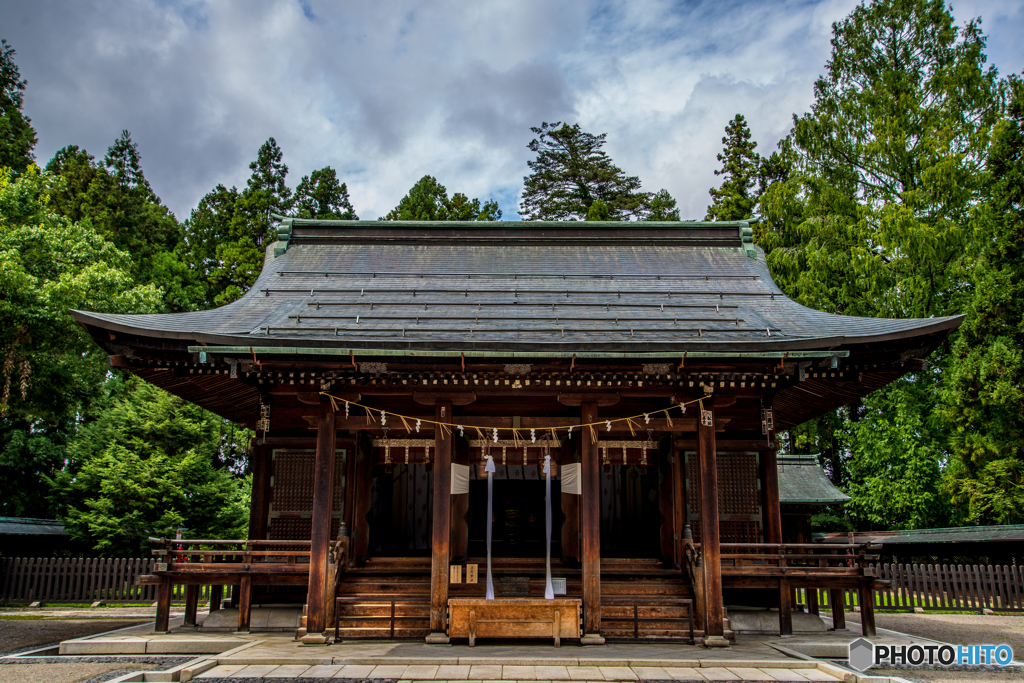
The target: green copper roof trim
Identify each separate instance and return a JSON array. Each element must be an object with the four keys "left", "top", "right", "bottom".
[
  {"left": 267, "top": 215, "right": 754, "bottom": 257},
  {"left": 187, "top": 346, "right": 848, "bottom": 361}
]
